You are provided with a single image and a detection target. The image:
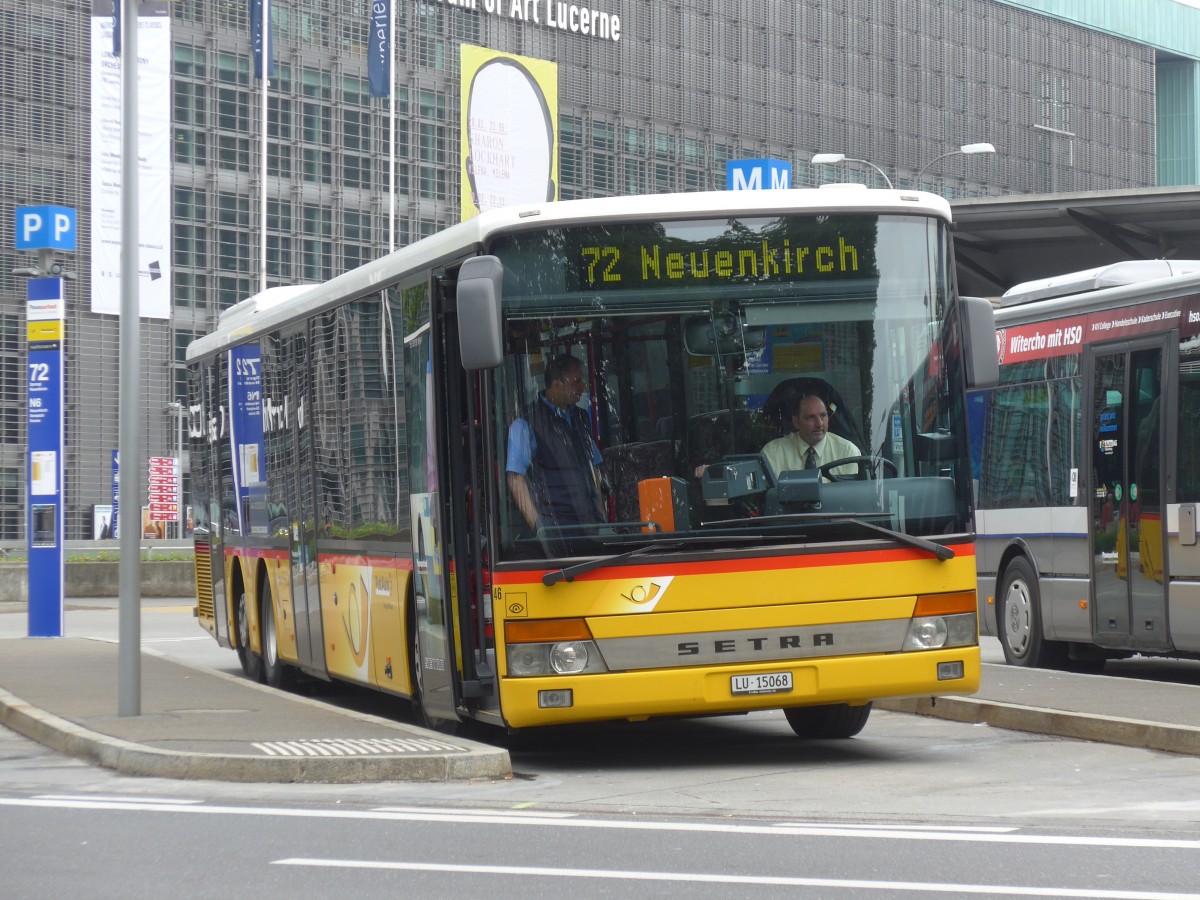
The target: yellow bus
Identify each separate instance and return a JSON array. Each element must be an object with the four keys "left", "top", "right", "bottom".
[{"left": 186, "top": 188, "right": 996, "bottom": 739}]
